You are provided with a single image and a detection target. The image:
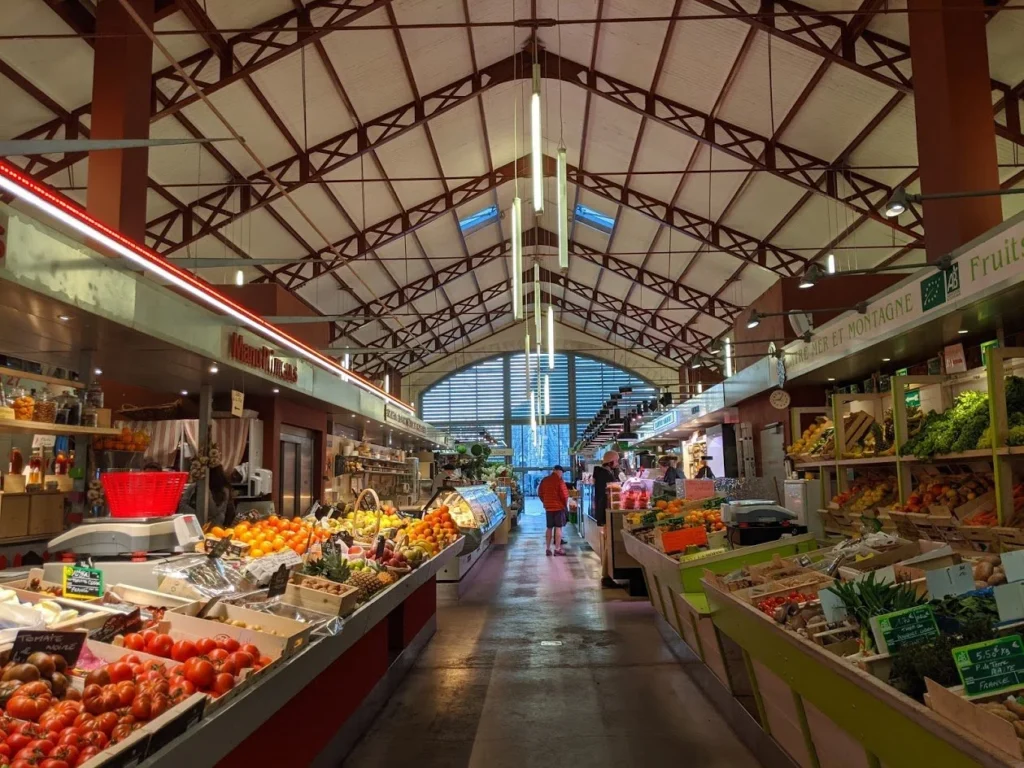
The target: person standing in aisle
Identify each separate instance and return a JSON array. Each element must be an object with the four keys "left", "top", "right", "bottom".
[
  {"left": 538, "top": 465, "right": 570, "bottom": 556},
  {"left": 592, "top": 451, "right": 619, "bottom": 587},
  {"left": 431, "top": 464, "right": 456, "bottom": 495},
  {"left": 696, "top": 456, "right": 715, "bottom": 479},
  {"left": 661, "top": 456, "right": 682, "bottom": 485}
]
